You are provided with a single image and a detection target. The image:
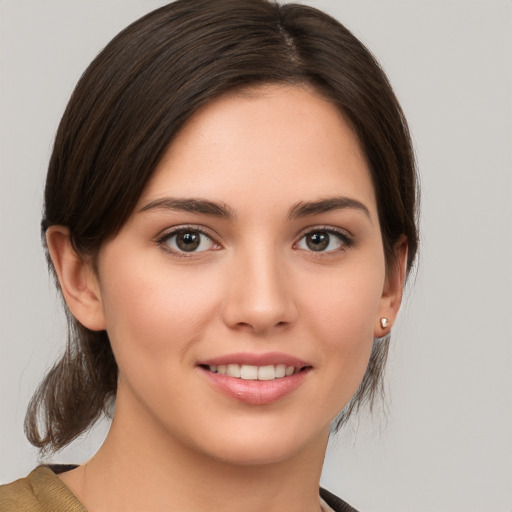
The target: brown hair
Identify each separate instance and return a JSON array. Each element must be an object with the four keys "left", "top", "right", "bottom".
[{"left": 25, "top": 0, "right": 419, "bottom": 453}]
